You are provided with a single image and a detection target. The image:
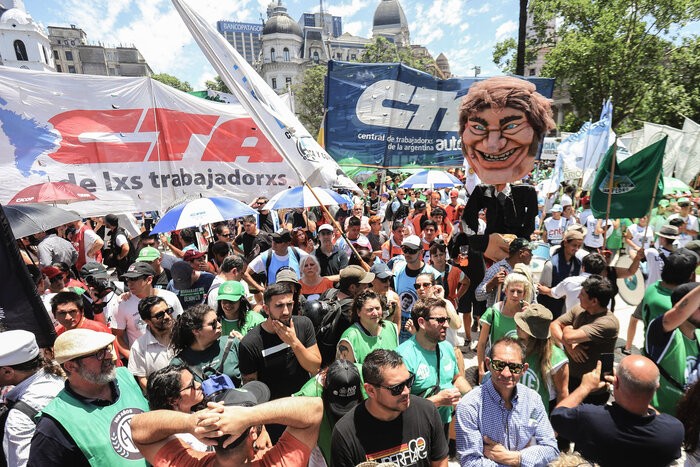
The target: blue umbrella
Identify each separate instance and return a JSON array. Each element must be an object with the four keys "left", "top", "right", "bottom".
[
  {"left": 399, "top": 169, "right": 463, "bottom": 189},
  {"left": 150, "top": 196, "right": 258, "bottom": 234},
  {"left": 262, "top": 186, "right": 348, "bottom": 210}
]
